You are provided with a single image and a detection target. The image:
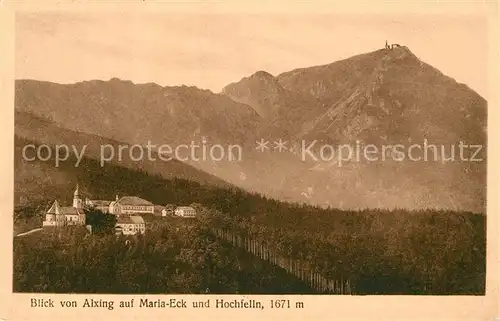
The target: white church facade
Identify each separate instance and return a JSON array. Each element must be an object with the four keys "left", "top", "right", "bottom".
[
  {"left": 42, "top": 185, "right": 86, "bottom": 227},
  {"left": 42, "top": 185, "right": 154, "bottom": 233}
]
